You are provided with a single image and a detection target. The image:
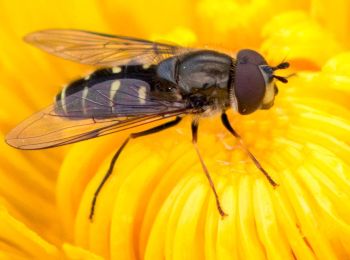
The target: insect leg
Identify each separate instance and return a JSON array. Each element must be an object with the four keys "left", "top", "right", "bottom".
[
  {"left": 220, "top": 112, "right": 278, "bottom": 187},
  {"left": 191, "top": 120, "right": 227, "bottom": 217},
  {"left": 89, "top": 116, "right": 182, "bottom": 221}
]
